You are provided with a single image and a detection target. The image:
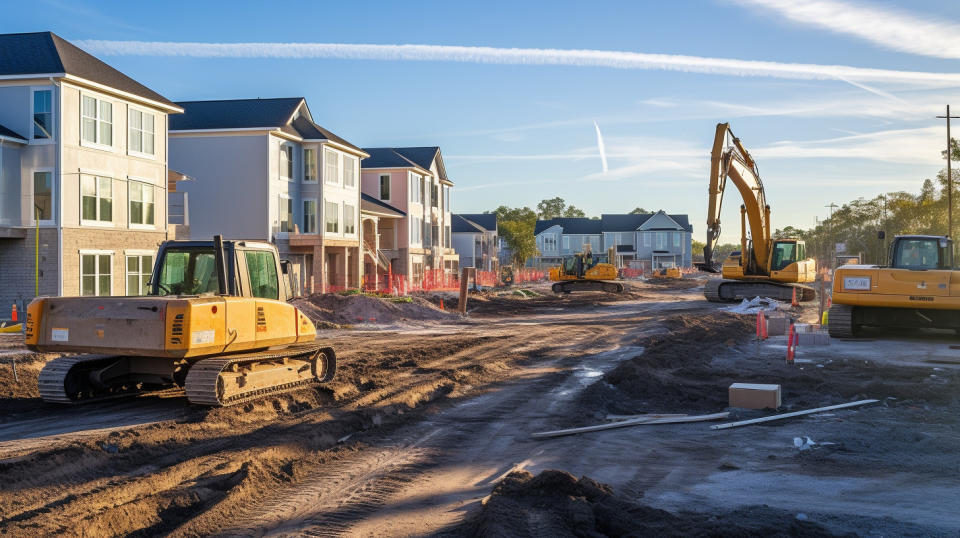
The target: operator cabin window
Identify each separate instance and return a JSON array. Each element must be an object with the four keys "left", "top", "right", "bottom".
[
  {"left": 304, "top": 148, "right": 317, "bottom": 181},
  {"left": 81, "top": 253, "right": 112, "bottom": 296},
  {"left": 126, "top": 254, "right": 153, "bottom": 295},
  {"left": 129, "top": 182, "right": 155, "bottom": 226},
  {"left": 279, "top": 197, "right": 293, "bottom": 233},
  {"left": 81, "top": 95, "right": 112, "bottom": 147},
  {"left": 33, "top": 89, "right": 52, "bottom": 139},
  {"left": 325, "top": 201, "right": 339, "bottom": 233},
  {"left": 128, "top": 109, "right": 155, "bottom": 156},
  {"left": 324, "top": 148, "right": 339, "bottom": 184},
  {"left": 343, "top": 203, "right": 355, "bottom": 234},
  {"left": 81, "top": 176, "right": 112, "bottom": 224},
  {"left": 303, "top": 200, "right": 317, "bottom": 233},
  {"left": 379, "top": 173, "right": 391, "bottom": 200},
  {"left": 33, "top": 172, "right": 52, "bottom": 222},
  {"left": 343, "top": 155, "right": 356, "bottom": 187},
  {"left": 244, "top": 251, "right": 279, "bottom": 300},
  {"left": 280, "top": 146, "right": 293, "bottom": 180}
]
